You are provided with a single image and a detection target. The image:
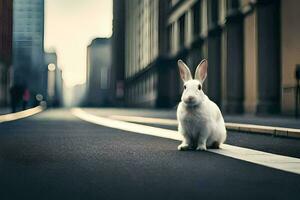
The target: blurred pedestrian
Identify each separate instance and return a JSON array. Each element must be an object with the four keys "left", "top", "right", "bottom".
[
  {"left": 10, "top": 86, "right": 17, "bottom": 112},
  {"left": 10, "top": 85, "right": 24, "bottom": 112},
  {"left": 22, "top": 88, "right": 30, "bottom": 110}
]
